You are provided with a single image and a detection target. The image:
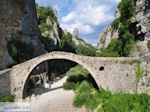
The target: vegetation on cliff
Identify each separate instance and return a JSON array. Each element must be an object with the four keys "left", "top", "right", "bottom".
[
  {"left": 7, "top": 37, "right": 34, "bottom": 63},
  {"left": 37, "top": 6, "right": 58, "bottom": 33},
  {"left": 98, "top": 0, "right": 137, "bottom": 57}
]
